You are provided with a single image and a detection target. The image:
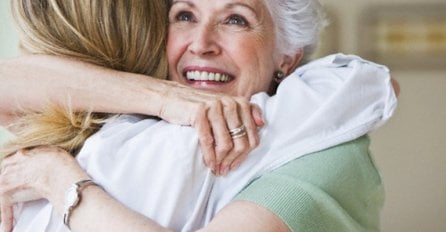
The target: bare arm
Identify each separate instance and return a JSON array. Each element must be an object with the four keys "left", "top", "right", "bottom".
[
  {"left": 72, "top": 193, "right": 289, "bottom": 232},
  {"left": 67, "top": 188, "right": 288, "bottom": 232},
  {"left": 0, "top": 55, "right": 167, "bottom": 124},
  {"left": 0, "top": 55, "right": 263, "bottom": 174},
  {"left": 0, "top": 147, "right": 288, "bottom": 232}
]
